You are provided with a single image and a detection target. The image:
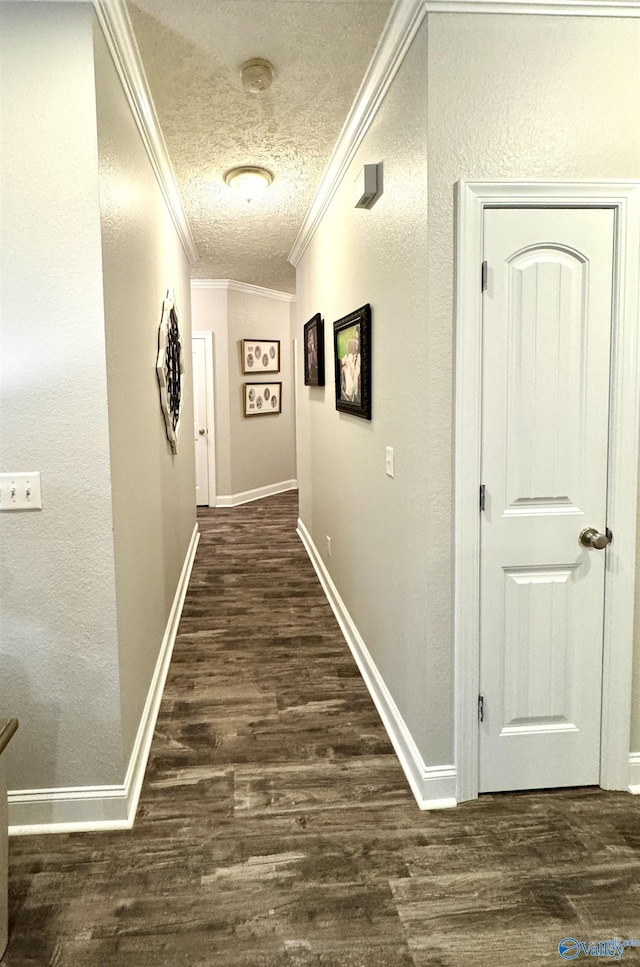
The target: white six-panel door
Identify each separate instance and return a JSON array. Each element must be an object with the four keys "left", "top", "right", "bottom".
[{"left": 479, "top": 207, "right": 615, "bottom": 792}]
